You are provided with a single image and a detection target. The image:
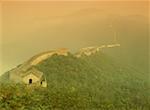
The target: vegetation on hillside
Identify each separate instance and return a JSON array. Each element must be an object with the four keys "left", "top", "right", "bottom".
[{"left": 0, "top": 52, "right": 149, "bottom": 110}]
